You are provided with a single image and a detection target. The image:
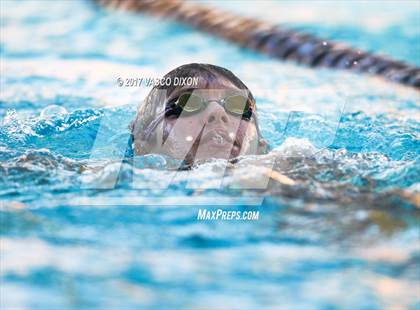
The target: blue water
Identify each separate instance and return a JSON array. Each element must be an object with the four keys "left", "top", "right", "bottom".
[{"left": 1, "top": 1, "right": 419, "bottom": 309}]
